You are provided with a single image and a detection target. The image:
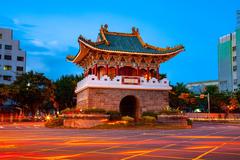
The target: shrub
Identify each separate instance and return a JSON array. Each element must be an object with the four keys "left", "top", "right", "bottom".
[
  {"left": 121, "top": 116, "right": 134, "bottom": 122},
  {"left": 82, "top": 108, "right": 106, "bottom": 114},
  {"left": 45, "top": 117, "right": 63, "bottom": 128},
  {"left": 21, "top": 118, "right": 32, "bottom": 122},
  {"left": 61, "top": 108, "right": 72, "bottom": 114},
  {"left": 142, "top": 111, "right": 159, "bottom": 118},
  {"left": 106, "top": 111, "right": 121, "bottom": 121},
  {"left": 187, "top": 118, "right": 192, "bottom": 126},
  {"left": 142, "top": 116, "right": 156, "bottom": 123},
  {"left": 159, "top": 106, "right": 181, "bottom": 115}
]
